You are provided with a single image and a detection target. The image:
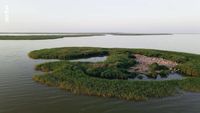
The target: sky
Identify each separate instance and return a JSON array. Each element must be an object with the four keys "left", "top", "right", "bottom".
[{"left": 0, "top": 0, "right": 200, "bottom": 33}]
